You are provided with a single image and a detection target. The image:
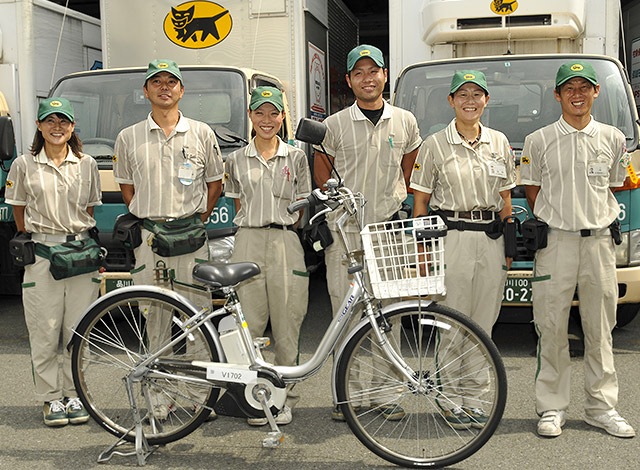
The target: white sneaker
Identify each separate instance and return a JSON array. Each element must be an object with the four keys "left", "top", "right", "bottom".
[
  {"left": 585, "top": 410, "right": 636, "bottom": 438},
  {"left": 247, "top": 405, "right": 292, "bottom": 426},
  {"left": 537, "top": 410, "right": 566, "bottom": 437}
]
